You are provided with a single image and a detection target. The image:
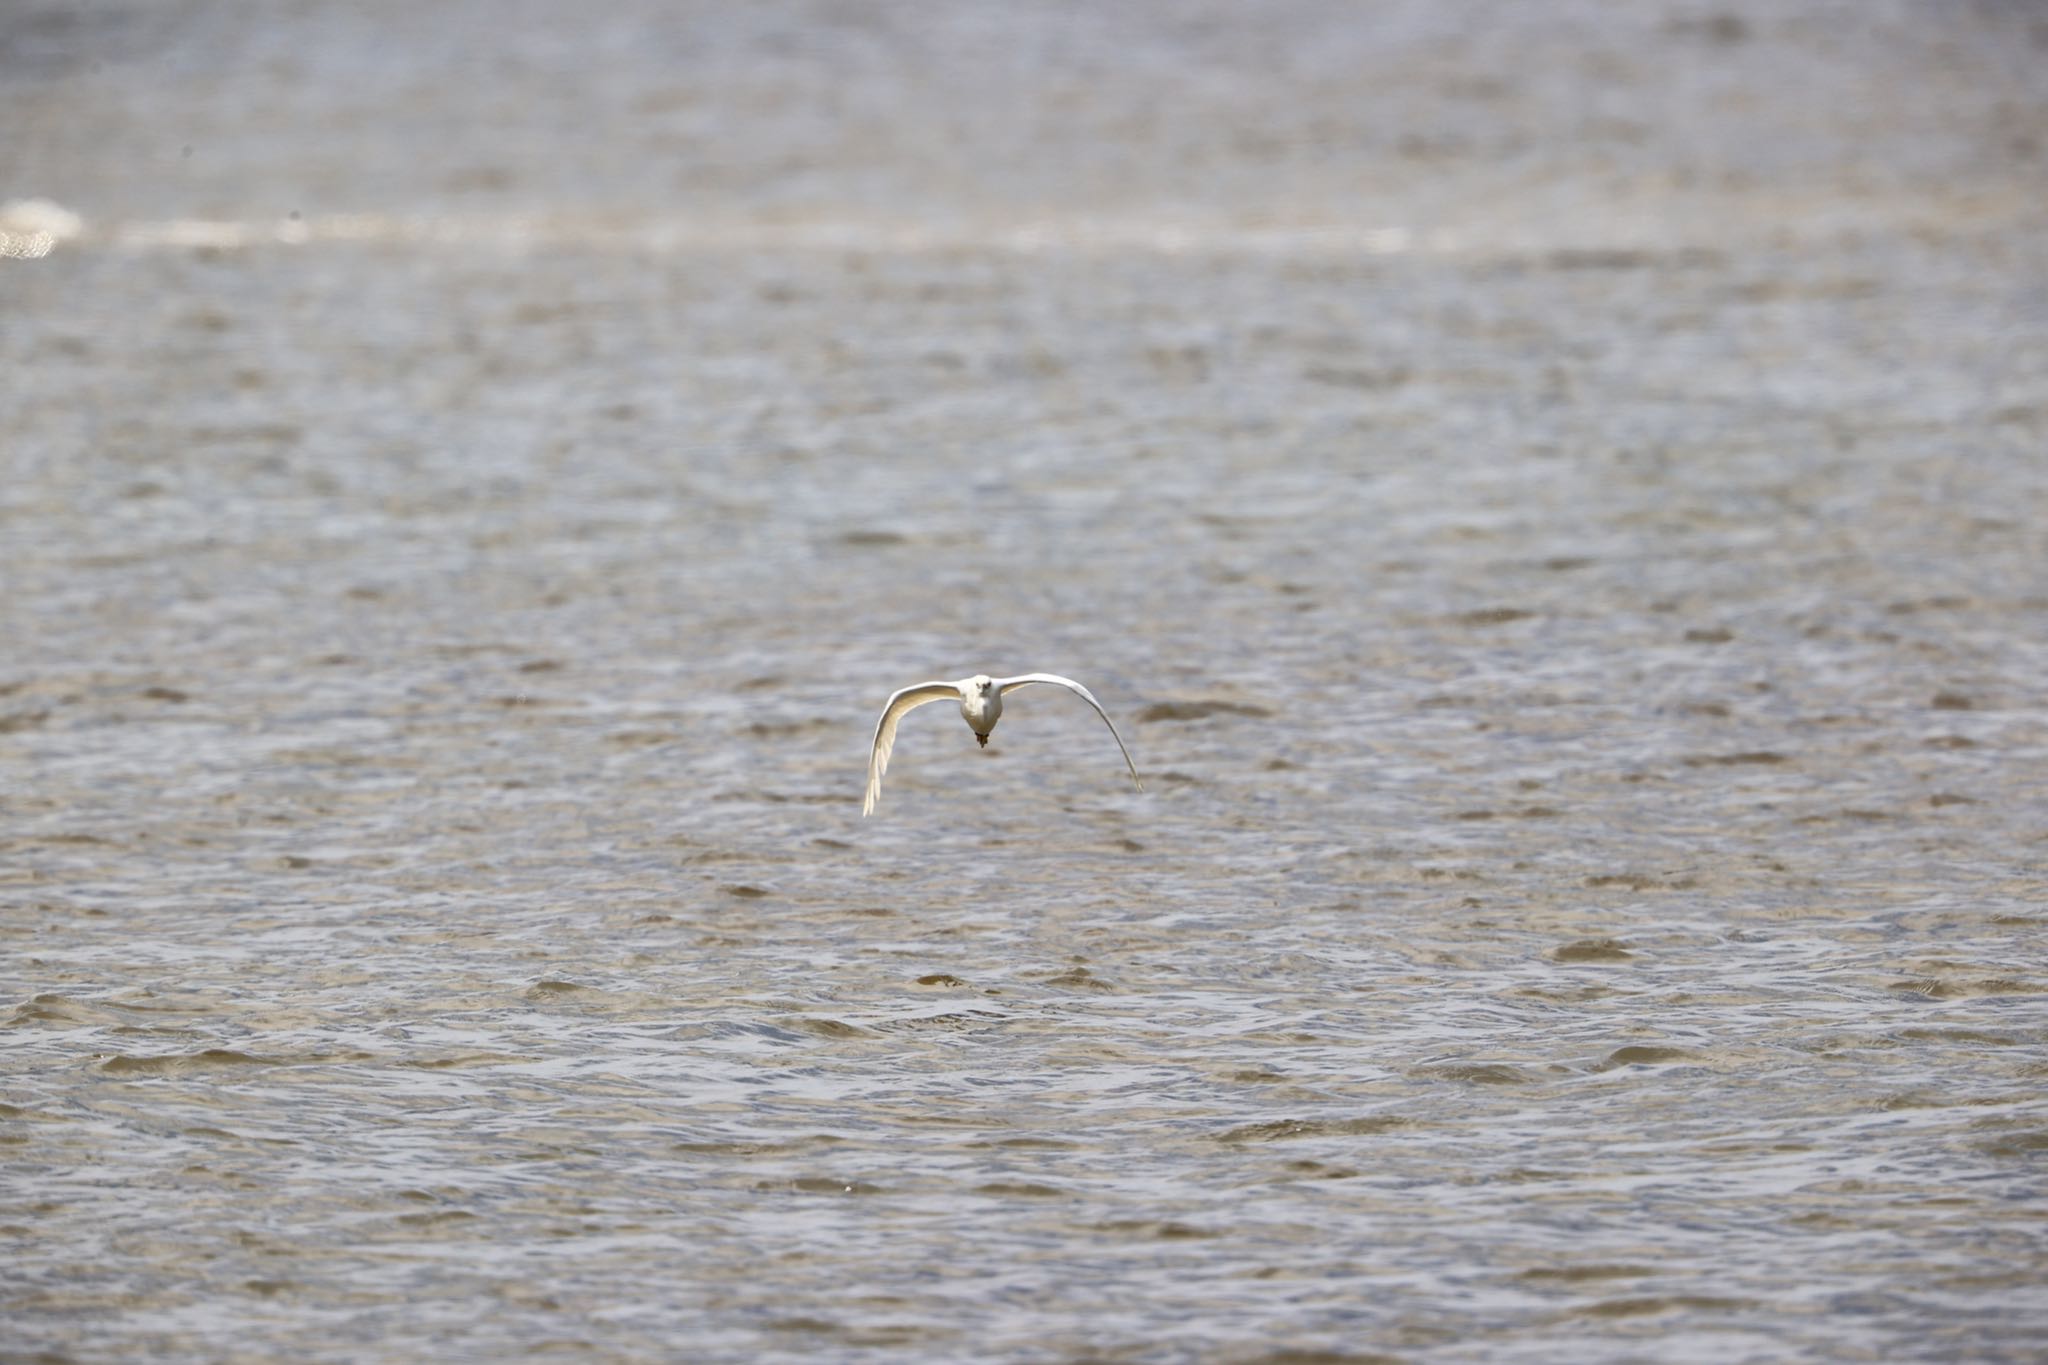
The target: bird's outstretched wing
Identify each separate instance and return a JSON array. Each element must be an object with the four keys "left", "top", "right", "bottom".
[
  {"left": 864, "top": 681, "right": 962, "bottom": 816},
  {"left": 994, "top": 673, "right": 1144, "bottom": 792}
]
